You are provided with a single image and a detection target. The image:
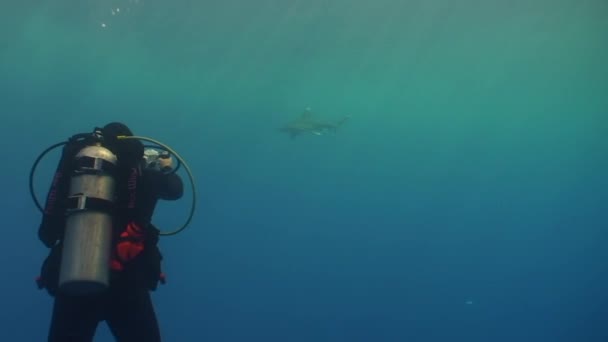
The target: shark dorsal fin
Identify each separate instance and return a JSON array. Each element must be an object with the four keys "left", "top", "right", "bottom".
[{"left": 300, "top": 107, "right": 312, "bottom": 119}]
